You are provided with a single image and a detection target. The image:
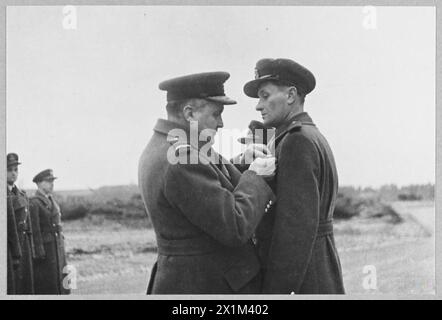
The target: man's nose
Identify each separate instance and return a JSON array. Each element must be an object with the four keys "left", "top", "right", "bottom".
[
  {"left": 218, "top": 118, "right": 224, "bottom": 129},
  {"left": 255, "top": 101, "right": 264, "bottom": 111}
]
